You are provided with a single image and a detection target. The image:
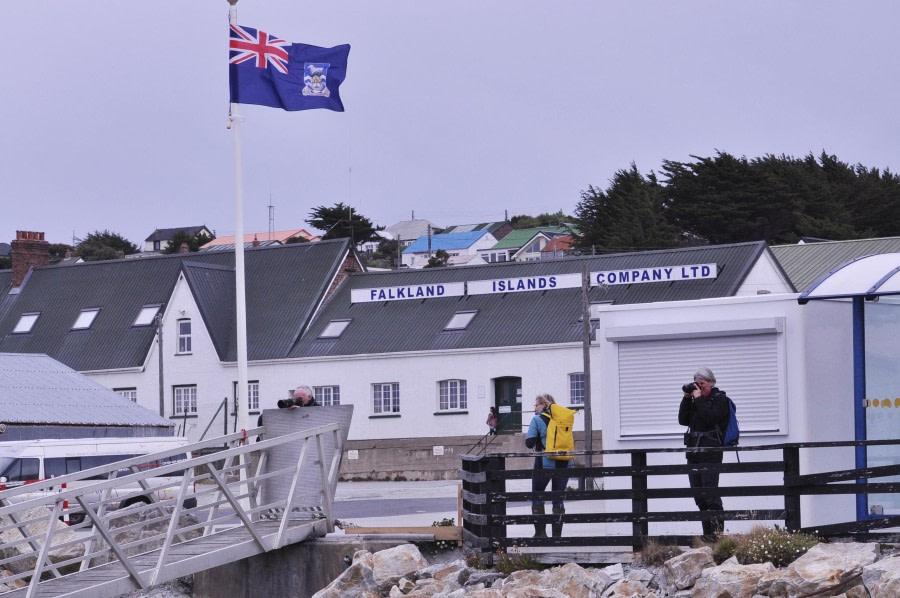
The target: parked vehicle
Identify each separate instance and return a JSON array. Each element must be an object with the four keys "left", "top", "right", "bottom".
[{"left": 0, "top": 437, "right": 195, "bottom": 524}]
